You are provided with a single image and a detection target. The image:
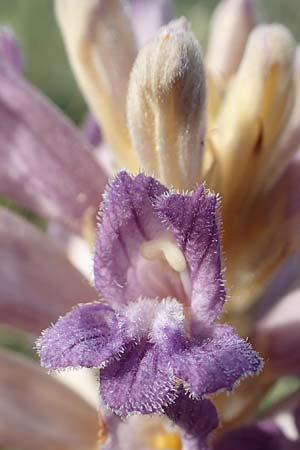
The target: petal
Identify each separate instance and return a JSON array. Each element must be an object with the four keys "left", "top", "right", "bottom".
[
  {"left": 130, "top": 0, "right": 173, "bottom": 47},
  {"left": 156, "top": 185, "right": 225, "bottom": 325},
  {"left": 206, "top": 0, "right": 258, "bottom": 82},
  {"left": 165, "top": 388, "right": 218, "bottom": 450},
  {"left": 38, "top": 302, "right": 125, "bottom": 370},
  {"left": 0, "top": 207, "right": 96, "bottom": 334},
  {"left": 263, "top": 45, "right": 300, "bottom": 189},
  {"left": 102, "top": 408, "right": 180, "bottom": 450},
  {"left": 100, "top": 341, "right": 177, "bottom": 416},
  {"left": 94, "top": 171, "right": 167, "bottom": 306},
  {"left": 0, "top": 63, "right": 107, "bottom": 233},
  {"left": 251, "top": 286, "right": 300, "bottom": 375},
  {"left": 82, "top": 112, "right": 102, "bottom": 147},
  {"left": 274, "top": 152, "right": 300, "bottom": 251},
  {"left": 55, "top": 0, "right": 138, "bottom": 170},
  {"left": 0, "top": 349, "right": 99, "bottom": 450},
  {"left": 296, "top": 405, "right": 300, "bottom": 435},
  {"left": 214, "top": 421, "right": 294, "bottom": 450},
  {"left": 254, "top": 253, "right": 300, "bottom": 317},
  {"left": 170, "top": 325, "right": 262, "bottom": 398},
  {"left": 0, "top": 27, "right": 24, "bottom": 73}
]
